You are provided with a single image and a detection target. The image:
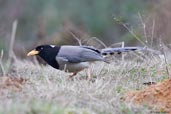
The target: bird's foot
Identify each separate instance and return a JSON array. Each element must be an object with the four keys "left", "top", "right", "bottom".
[{"left": 67, "top": 72, "right": 77, "bottom": 80}]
